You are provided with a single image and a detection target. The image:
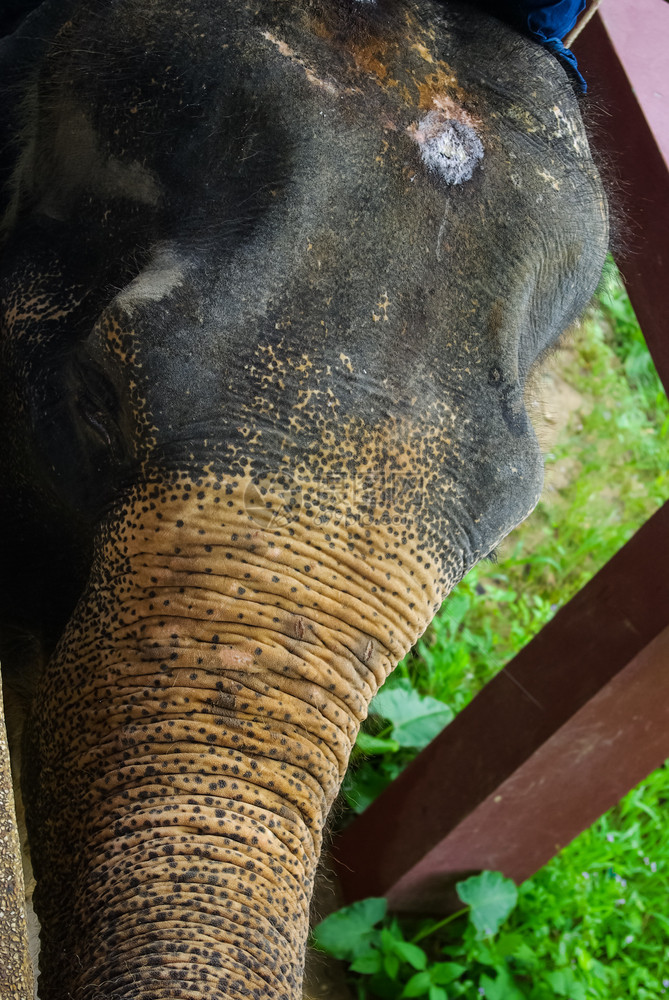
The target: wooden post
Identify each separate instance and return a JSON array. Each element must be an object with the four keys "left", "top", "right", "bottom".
[{"left": 573, "top": 2, "right": 669, "bottom": 392}]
